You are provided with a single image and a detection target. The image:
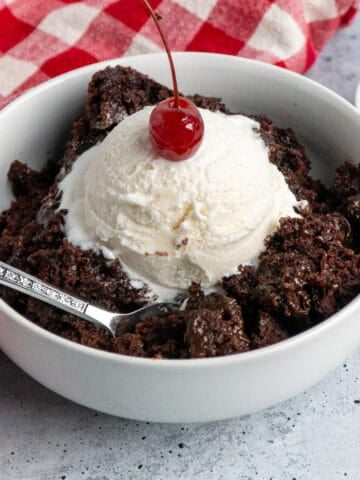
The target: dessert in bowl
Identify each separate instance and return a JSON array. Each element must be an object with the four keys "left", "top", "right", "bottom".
[{"left": 0, "top": 53, "right": 360, "bottom": 422}]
